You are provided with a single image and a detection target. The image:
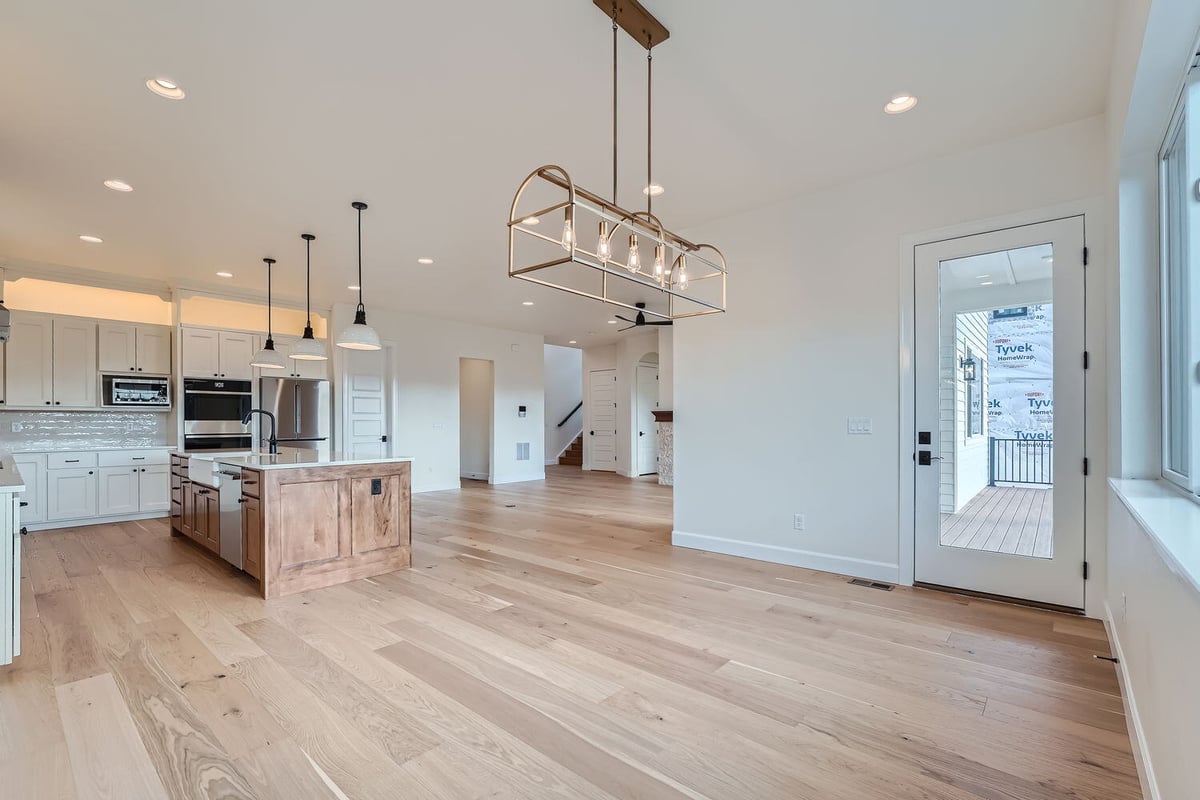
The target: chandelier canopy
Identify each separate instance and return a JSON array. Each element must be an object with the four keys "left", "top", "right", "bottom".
[{"left": 507, "top": 0, "right": 726, "bottom": 322}]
